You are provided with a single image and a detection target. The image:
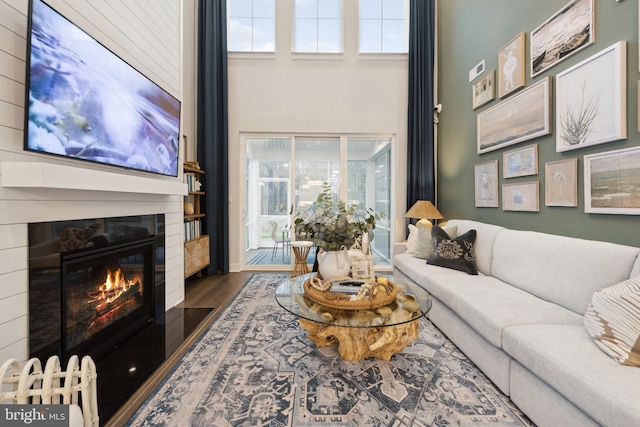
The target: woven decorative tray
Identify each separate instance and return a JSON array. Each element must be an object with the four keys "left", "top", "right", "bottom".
[{"left": 303, "top": 276, "right": 399, "bottom": 310}]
